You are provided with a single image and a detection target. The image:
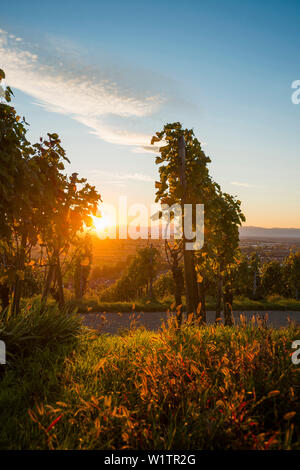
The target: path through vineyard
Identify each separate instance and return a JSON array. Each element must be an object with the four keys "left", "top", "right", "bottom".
[{"left": 82, "top": 310, "right": 300, "bottom": 334}]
